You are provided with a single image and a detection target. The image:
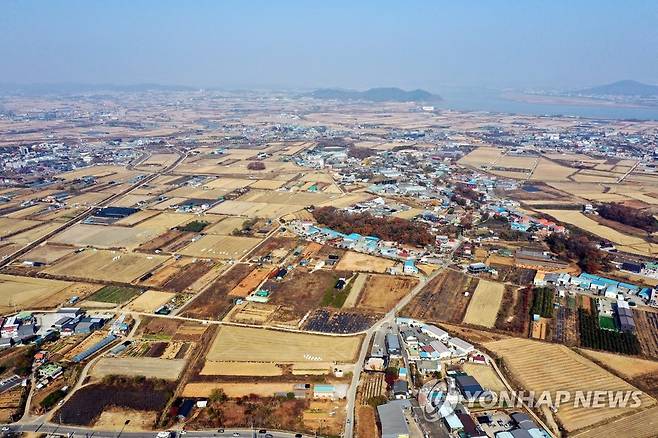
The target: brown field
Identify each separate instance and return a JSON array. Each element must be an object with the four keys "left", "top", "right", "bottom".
[
  {"left": 161, "top": 259, "right": 216, "bottom": 292},
  {"left": 19, "top": 243, "right": 76, "bottom": 264},
  {"left": 402, "top": 270, "right": 477, "bottom": 323},
  {"left": 204, "top": 216, "right": 249, "bottom": 235},
  {"left": 576, "top": 349, "right": 658, "bottom": 379},
  {"left": 182, "top": 382, "right": 297, "bottom": 398},
  {"left": 264, "top": 269, "right": 352, "bottom": 321},
  {"left": 225, "top": 302, "right": 278, "bottom": 324},
  {"left": 209, "top": 200, "right": 302, "bottom": 219},
  {"left": 179, "top": 234, "right": 262, "bottom": 259},
  {"left": 113, "top": 209, "right": 160, "bottom": 226},
  {"left": 91, "top": 357, "right": 185, "bottom": 380},
  {"left": 180, "top": 263, "right": 255, "bottom": 319},
  {"left": 200, "top": 361, "right": 282, "bottom": 376},
  {"left": 228, "top": 267, "right": 273, "bottom": 297},
  {"left": 485, "top": 337, "right": 655, "bottom": 433},
  {"left": 529, "top": 158, "right": 577, "bottom": 181},
  {"left": 356, "top": 406, "right": 377, "bottom": 438},
  {"left": 461, "top": 363, "right": 506, "bottom": 392},
  {"left": 49, "top": 223, "right": 162, "bottom": 249},
  {"left": 125, "top": 290, "right": 176, "bottom": 312},
  {"left": 633, "top": 309, "right": 658, "bottom": 358},
  {"left": 462, "top": 279, "right": 505, "bottom": 328},
  {"left": 44, "top": 249, "right": 168, "bottom": 283},
  {"left": 495, "top": 286, "right": 532, "bottom": 335},
  {"left": 94, "top": 408, "right": 158, "bottom": 431},
  {"left": 572, "top": 405, "right": 658, "bottom": 438},
  {"left": 458, "top": 147, "right": 504, "bottom": 169},
  {"left": 6, "top": 222, "right": 62, "bottom": 245},
  {"left": 335, "top": 251, "right": 396, "bottom": 273},
  {"left": 356, "top": 274, "right": 419, "bottom": 312},
  {"left": 132, "top": 212, "right": 196, "bottom": 231},
  {"left": 0, "top": 274, "right": 73, "bottom": 313},
  {"left": 0, "top": 217, "right": 42, "bottom": 238},
  {"left": 206, "top": 326, "right": 361, "bottom": 363}
]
